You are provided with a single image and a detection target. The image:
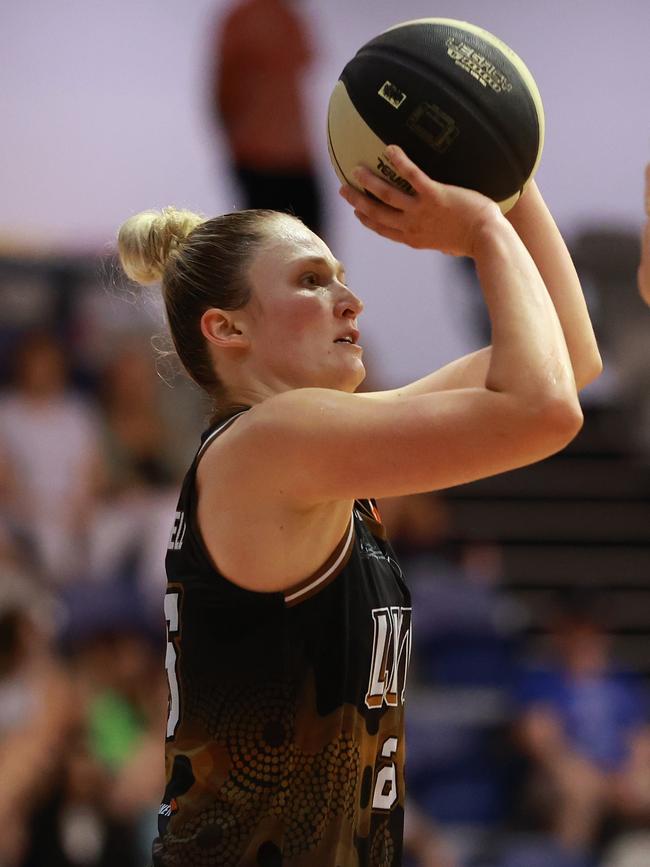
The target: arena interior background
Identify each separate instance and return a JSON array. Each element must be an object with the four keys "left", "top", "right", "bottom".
[{"left": 1, "top": 0, "right": 649, "bottom": 386}]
